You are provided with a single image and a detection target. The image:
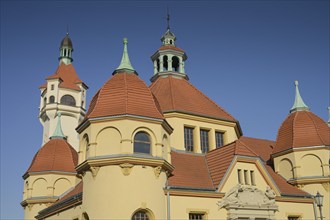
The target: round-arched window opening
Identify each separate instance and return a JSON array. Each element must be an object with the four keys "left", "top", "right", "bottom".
[
  {"left": 134, "top": 132, "right": 151, "bottom": 154},
  {"left": 43, "top": 97, "right": 47, "bottom": 107},
  {"left": 132, "top": 210, "right": 150, "bottom": 220},
  {"left": 172, "top": 56, "right": 180, "bottom": 72},
  {"left": 49, "top": 96, "right": 55, "bottom": 103},
  {"left": 60, "top": 95, "right": 76, "bottom": 106},
  {"left": 163, "top": 55, "right": 168, "bottom": 71}
]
